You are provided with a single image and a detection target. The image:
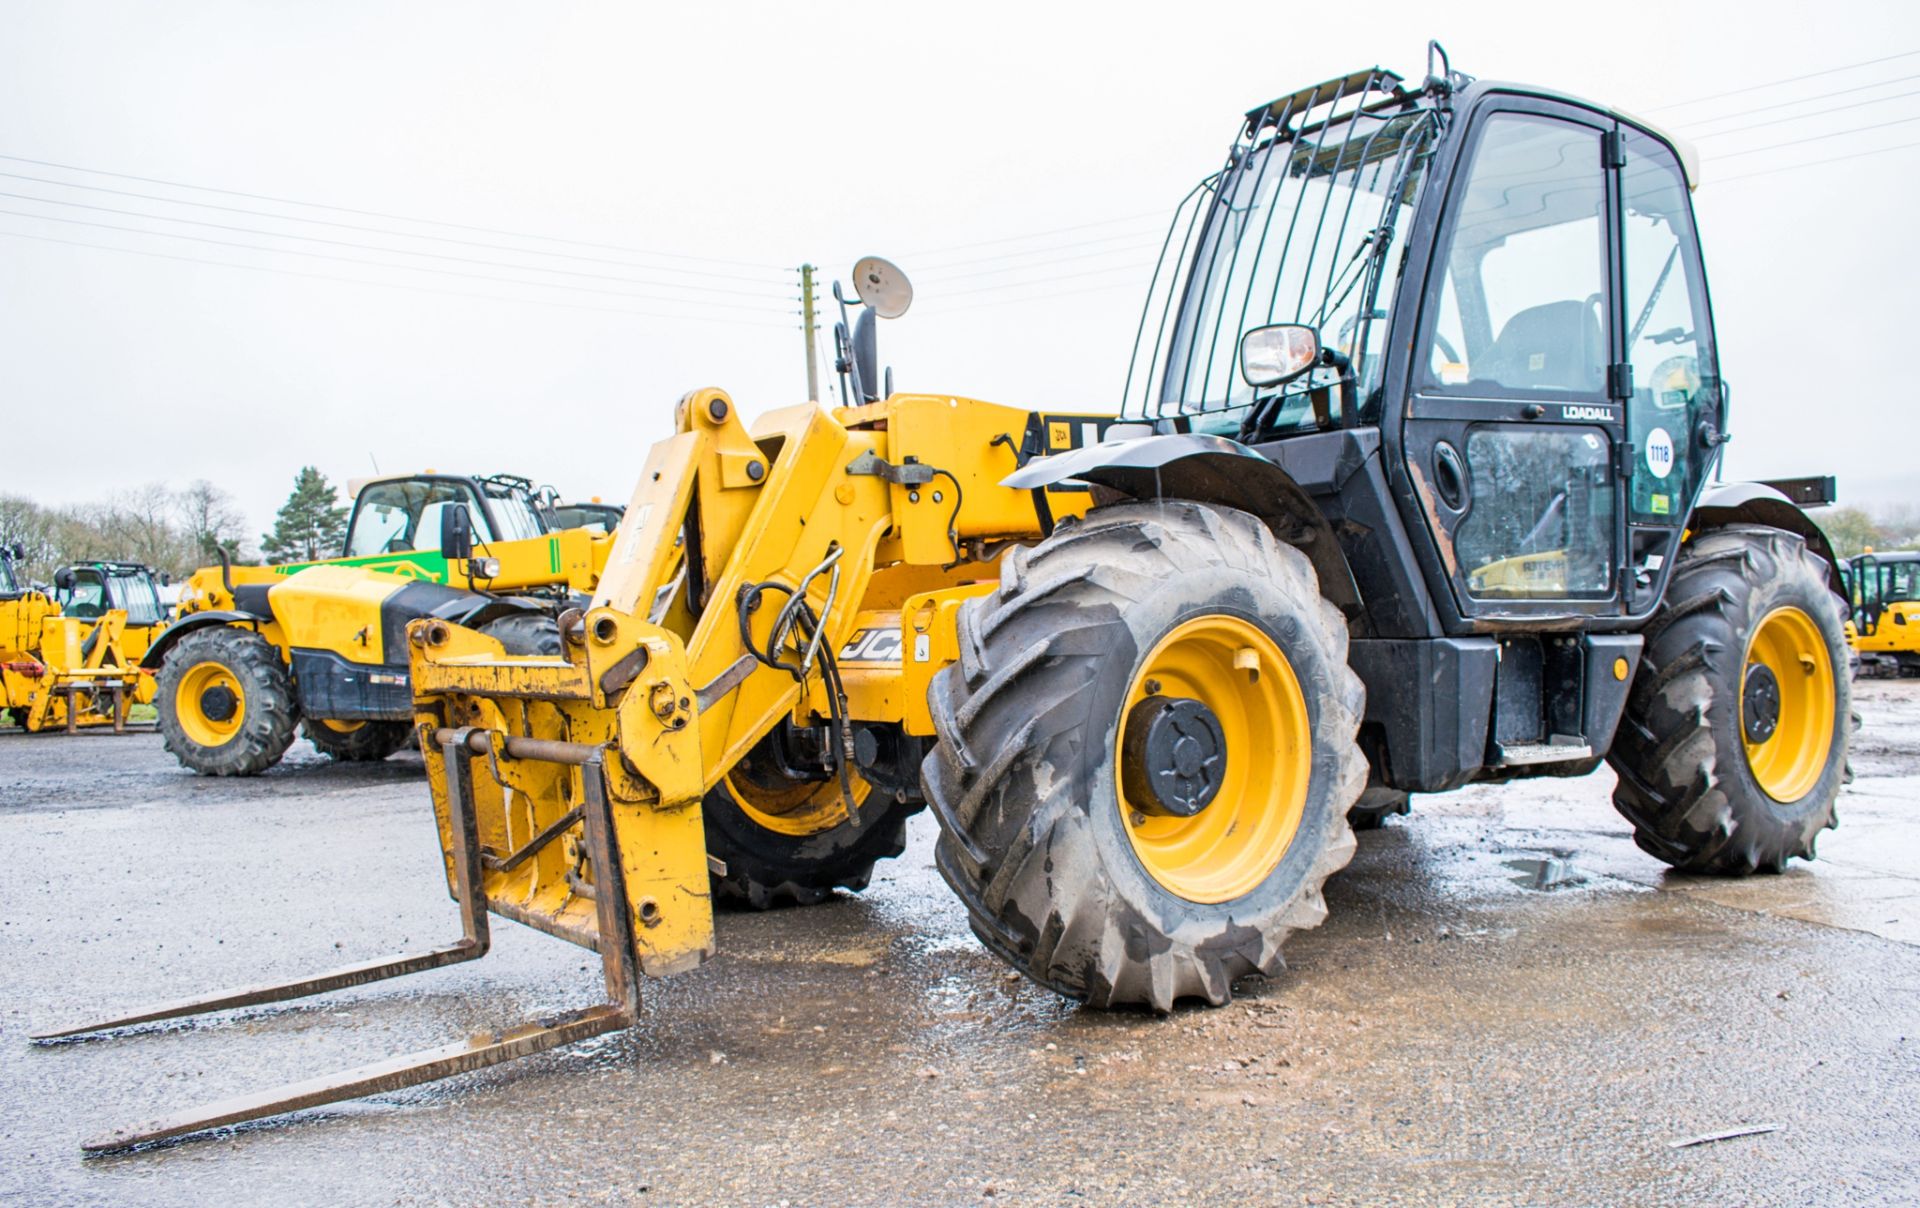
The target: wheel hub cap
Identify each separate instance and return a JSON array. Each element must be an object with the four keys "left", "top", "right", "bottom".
[
  {"left": 1122, "top": 695, "right": 1226, "bottom": 817},
  {"left": 1742, "top": 662, "right": 1781, "bottom": 744},
  {"left": 200, "top": 685, "right": 238, "bottom": 723}
]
